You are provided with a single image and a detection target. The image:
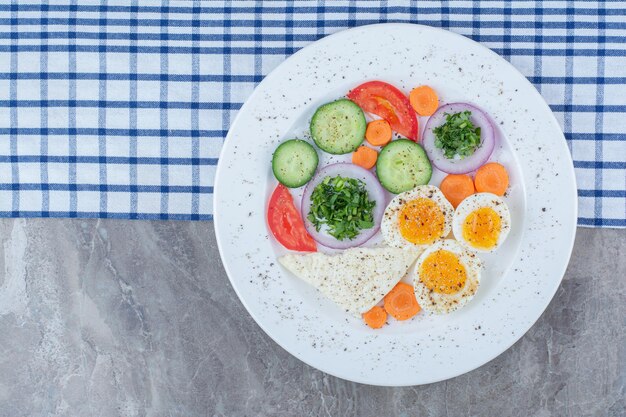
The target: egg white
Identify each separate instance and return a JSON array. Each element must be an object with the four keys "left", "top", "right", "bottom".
[
  {"left": 381, "top": 185, "right": 454, "bottom": 249},
  {"left": 452, "top": 193, "right": 511, "bottom": 253},
  {"left": 413, "top": 239, "right": 482, "bottom": 314}
]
